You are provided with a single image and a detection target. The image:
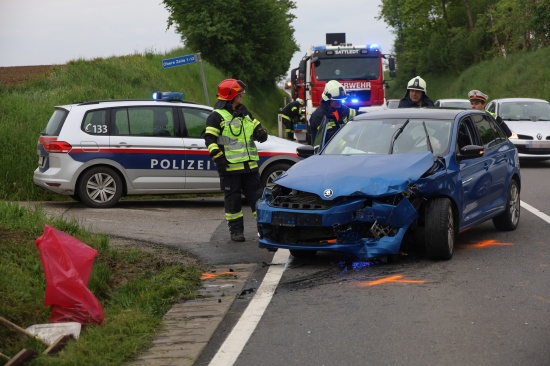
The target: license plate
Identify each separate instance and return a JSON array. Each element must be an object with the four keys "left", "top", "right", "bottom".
[
  {"left": 527, "top": 141, "right": 550, "bottom": 148},
  {"left": 271, "top": 212, "right": 322, "bottom": 226}
]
